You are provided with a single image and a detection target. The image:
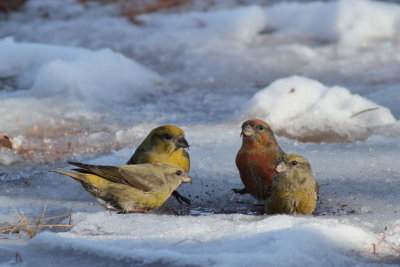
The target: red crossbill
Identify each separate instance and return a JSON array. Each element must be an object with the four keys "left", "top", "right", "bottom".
[
  {"left": 264, "top": 154, "right": 318, "bottom": 215},
  {"left": 52, "top": 162, "right": 191, "bottom": 213},
  {"left": 126, "top": 125, "right": 191, "bottom": 204},
  {"left": 234, "top": 119, "right": 285, "bottom": 200}
]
